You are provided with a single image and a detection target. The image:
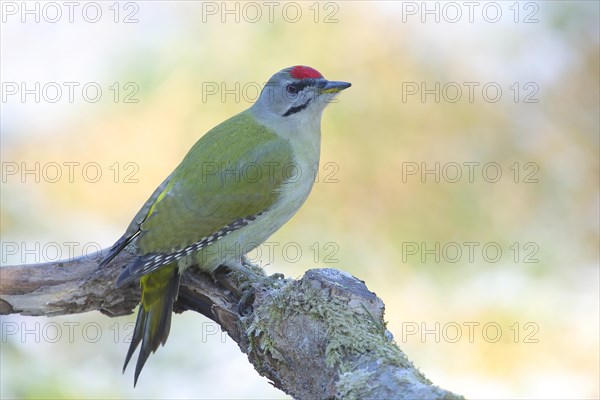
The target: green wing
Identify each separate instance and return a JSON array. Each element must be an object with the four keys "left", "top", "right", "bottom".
[
  {"left": 138, "top": 111, "right": 291, "bottom": 252},
  {"left": 108, "top": 111, "right": 293, "bottom": 285},
  {"left": 99, "top": 173, "right": 173, "bottom": 269}
]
